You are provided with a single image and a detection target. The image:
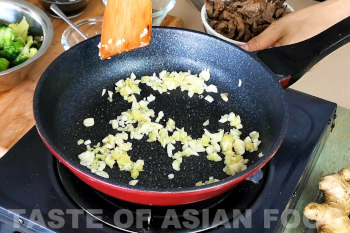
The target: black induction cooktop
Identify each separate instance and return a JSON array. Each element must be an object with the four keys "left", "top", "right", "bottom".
[{"left": 0, "top": 89, "right": 336, "bottom": 233}]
